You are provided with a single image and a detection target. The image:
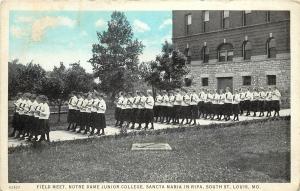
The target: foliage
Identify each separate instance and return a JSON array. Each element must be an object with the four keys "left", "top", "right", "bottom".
[
  {"left": 8, "top": 60, "right": 95, "bottom": 101},
  {"left": 88, "top": 11, "right": 144, "bottom": 98},
  {"left": 142, "top": 41, "right": 190, "bottom": 90},
  {"left": 8, "top": 59, "right": 46, "bottom": 97}
]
